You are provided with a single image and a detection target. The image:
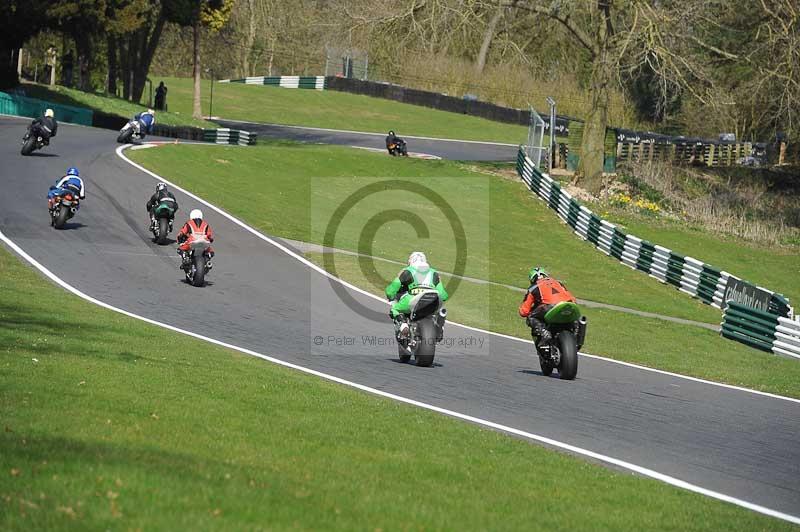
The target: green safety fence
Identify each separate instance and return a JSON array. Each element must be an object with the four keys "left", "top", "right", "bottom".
[
  {"left": 0, "top": 91, "right": 93, "bottom": 126},
  {"left": 516, "top": 146, "right": 796, "bottom": 356}
]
